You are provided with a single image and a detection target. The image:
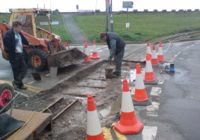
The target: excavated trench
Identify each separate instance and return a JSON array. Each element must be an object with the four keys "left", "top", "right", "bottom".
[{"left": 14, "top": 60, "right": 135, "bottom": 140}]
